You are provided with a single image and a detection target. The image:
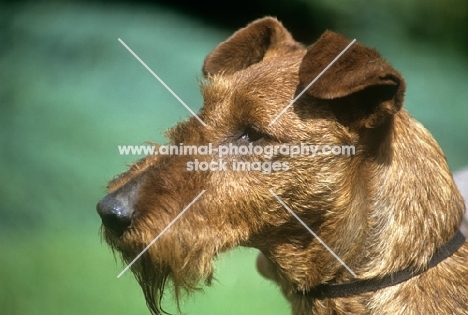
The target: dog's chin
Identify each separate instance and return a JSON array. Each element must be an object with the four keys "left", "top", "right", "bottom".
[
  {"left": 101, "top": 226, "right": 215, "bottom": 315},
  {"left": 129, "top": 256, "right": 171, "bottom": 315},
  {"left": 109, "top": 244, "right": 171, "bottom": 313},
  {"left": 126, "top": 253, "right": 214, "bottom": 315}
]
